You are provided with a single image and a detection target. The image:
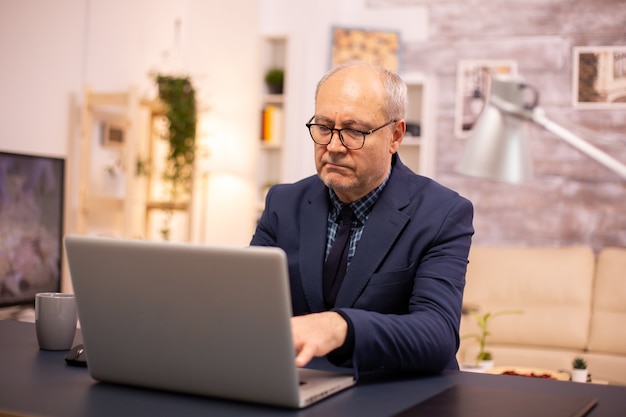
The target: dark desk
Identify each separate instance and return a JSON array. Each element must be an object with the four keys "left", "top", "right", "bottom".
[{"left": 1, "top": 319, "right": 625, "bottom": 417}]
